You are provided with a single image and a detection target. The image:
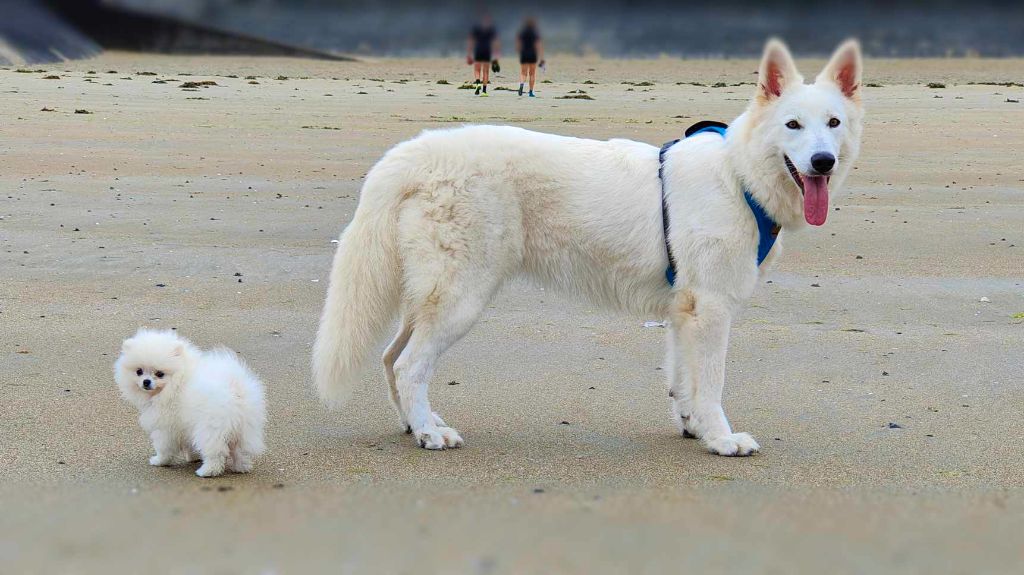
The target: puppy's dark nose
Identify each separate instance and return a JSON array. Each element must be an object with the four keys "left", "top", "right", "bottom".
[
  {"left": 811, "top": 152, "right": 836, "bottom": 174},
  {"left": 142, "top": 379, "right": 152, "bottom": 390}
]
